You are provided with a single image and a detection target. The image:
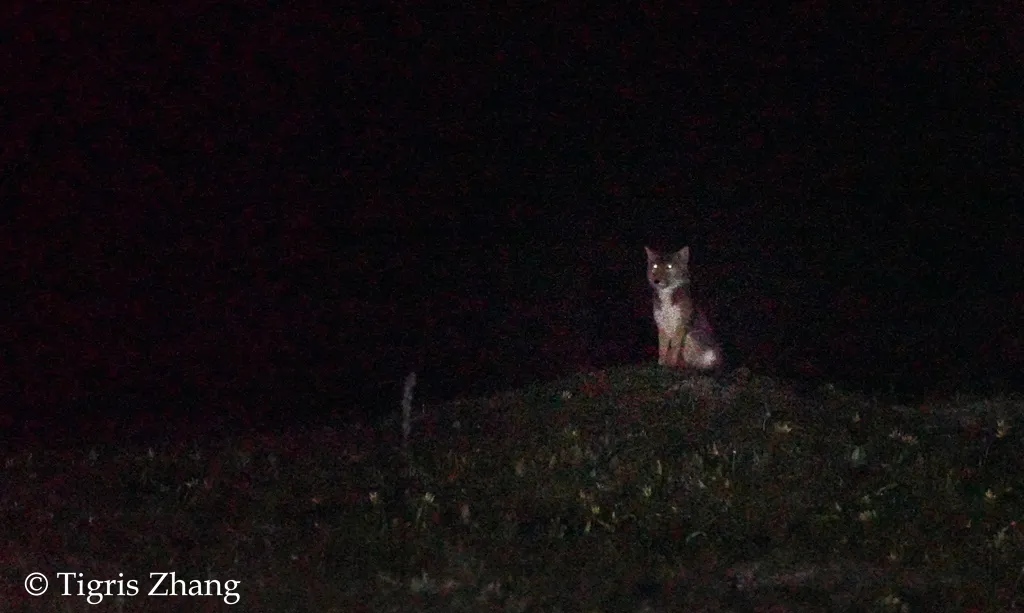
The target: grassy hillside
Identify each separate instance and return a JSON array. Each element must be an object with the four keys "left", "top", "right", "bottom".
[{"left": 3, "top": 365, "right": 1023, "bottom": 611}]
